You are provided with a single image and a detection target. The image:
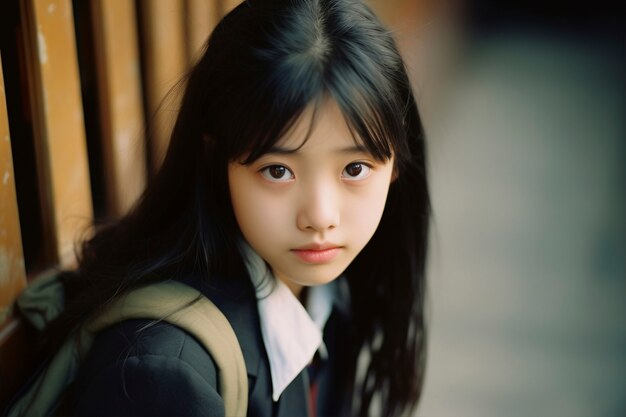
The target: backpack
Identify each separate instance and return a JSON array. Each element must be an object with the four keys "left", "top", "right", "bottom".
[{"left": 6, "top": 277, "right": 248, "bottom": 417}]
